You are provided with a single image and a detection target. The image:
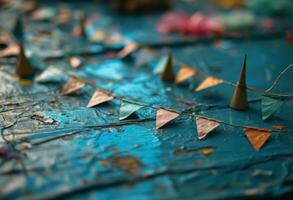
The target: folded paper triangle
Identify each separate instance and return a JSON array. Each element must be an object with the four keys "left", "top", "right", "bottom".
[
  {"left": 175, "top": 65, "right": 197, "bottom": 84},
  {"left": 156, "top": 109, "right": 179, "bottom": 129},
  {"left": 195, "top": 116, "right": 220, "bottom": 140},
  {"left": 60, "top": 76, "right": 86, "bottom": 96},
  {"left": 195, "top": 77, "right": 223, "bottom": 92},
  {"left": 261, "top": 96, "right": 283, "bottom": 120},
  {"left": 87, "top": 89, "right": 113, "bottom": 108},
  {"left": 245, "top": 128, "right": 271, "bottom": 151},
  {"left": 119, "top": 101, "right": 143, "bottom": 120}
]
